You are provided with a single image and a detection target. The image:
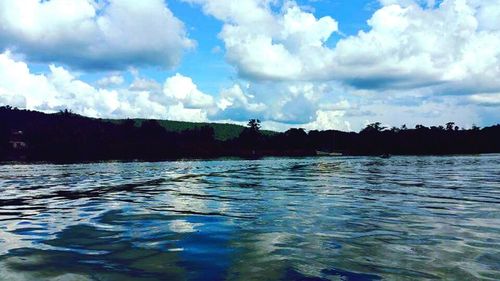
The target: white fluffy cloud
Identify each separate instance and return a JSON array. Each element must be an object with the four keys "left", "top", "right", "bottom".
[
  {"left": 333, "top": 0, "right": 500, "bottom": 93},
  {"left": 469, "top": 93, "right": 500, "bottom": 106},
  {"left": 213, "top": 81, "right": 337, "bottom": 124},
  {"left": 178, "top": 0, "right": 500, "bottom": 130},
  {"left": 163, "top": 74, "right": 215, "bottom": 109},
  {"left": 97, "top": 75, "right": 125, "bottom": 88},
  {"left": 0, "top": 52, "right": 211, "bottom": 122},
  {"left": 303, "top": 110, "right": 353, "bottom": 131},
  {"left": 213, "top": 84, "right": 267, "bottom": 121},
  {"left": 1, "top": 0, "right": 499, "bottom": 131},
  {"left": 0, "top": 61, "right": 493, "bottom": 133},
  {"left": 0, "top": 0, "right": 194, "bottom": 70},
  {"left": 186, "top": 0, "right": 500, "bottom": 94},
  {"left": 184, "top": 0, "right": 338, "bottom": 80},
  {"left": 218, "top": 85, "right": 266, "bottom": 112}
]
